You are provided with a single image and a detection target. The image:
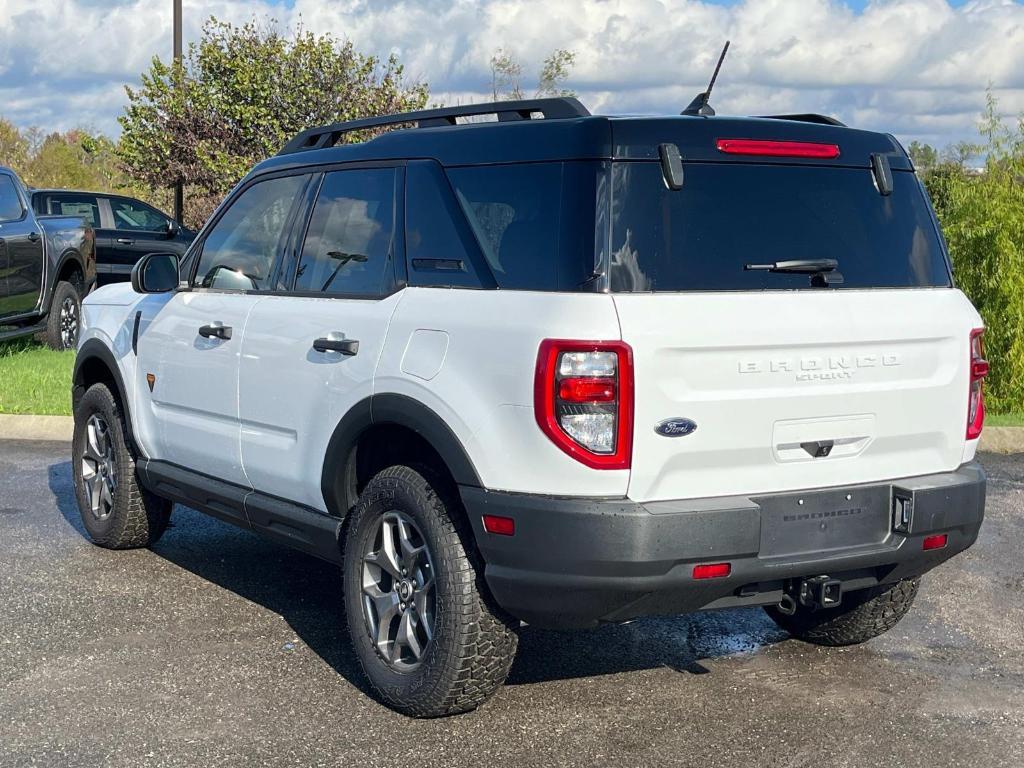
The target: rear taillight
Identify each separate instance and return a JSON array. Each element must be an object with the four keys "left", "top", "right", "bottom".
[
  {"left": 716, "top": 138, "right": 841, "bottom": 159},
  {"left": 967, "top": 328, "right": 988, "bottom": 440},
  {"left": 534, "top": 340, "right": 633, "bottom": 470}
]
